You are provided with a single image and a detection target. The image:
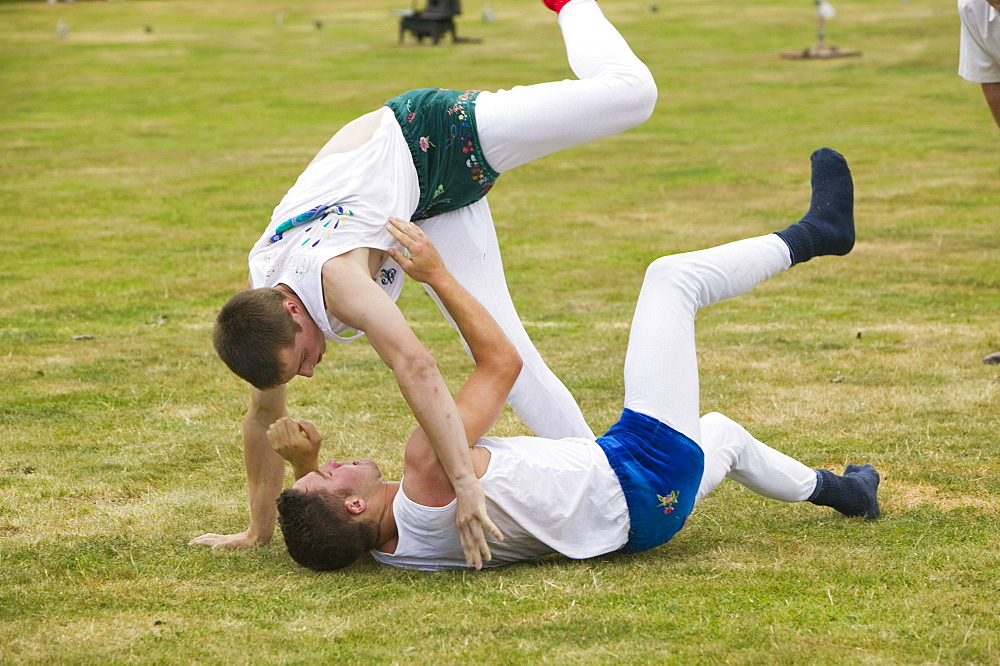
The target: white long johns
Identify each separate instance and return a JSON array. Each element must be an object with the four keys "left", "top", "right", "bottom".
[
  {"left": 418, "top": 0, "right": 657, "bottom": 441},
  {"left": 475, "top": 0, "right": 657, "bottom": 172},
  {"left": 695, "top": 412, "right": 818, "bottom": 506},
  {"left": 622, "top": 234, "right": 817, "bottom": 505},
  {"left": 622, "top": 234, "right": 793, "bottom": 443},
  {"left": 419, "top": 200, "right": 592, "bottom": 440}
]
